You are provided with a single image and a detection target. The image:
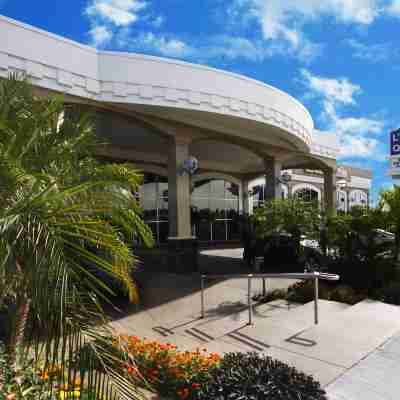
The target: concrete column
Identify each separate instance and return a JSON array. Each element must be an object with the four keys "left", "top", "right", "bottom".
[
  {"left": 287, "top": 183, "right": 293, "bottom": 199},
  {"left": 167, "top": 135, "right": 198, "bottom": 273},
  {"left": 168, "top": 136, "right": 192, "bottom": 238},
  {"left": 346, "top": 189, "right": 351, "bottom": 213},
  {"left": 264, "top": 157, "right": 282, "bottom": 202},
  {"left": 241, "top": 180, "right": 250, "bottom": 214},
  {"left": 323, "top": 168, "right": 337, "bottom": 216}
]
